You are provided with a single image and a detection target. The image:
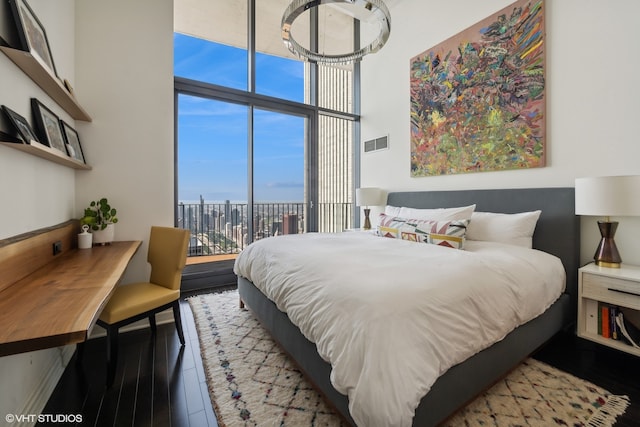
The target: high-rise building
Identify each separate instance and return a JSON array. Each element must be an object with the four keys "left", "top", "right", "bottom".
[{"left": 282, "top": 214, "right": 298, "bottom": 235}]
